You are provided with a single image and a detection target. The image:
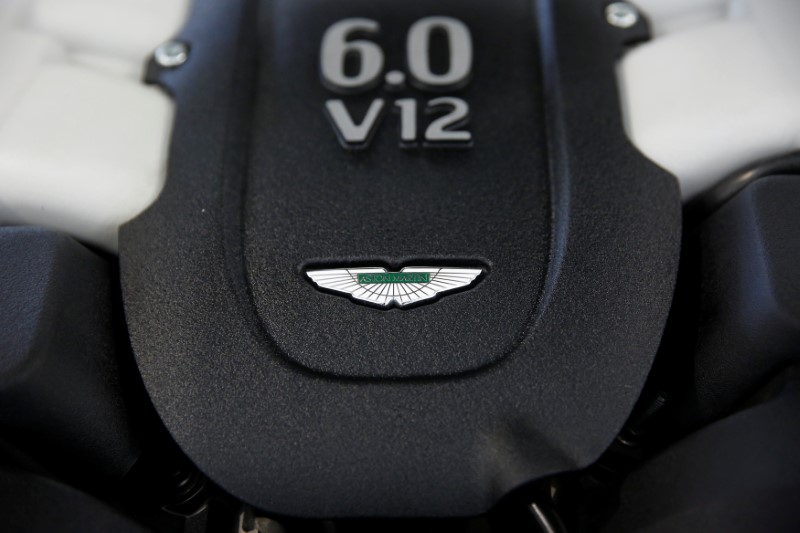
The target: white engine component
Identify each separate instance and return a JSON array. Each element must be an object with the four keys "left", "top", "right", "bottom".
[
  {"left": 1, "top": 0, "right": 798, "bottom": 250},
  {"left": 630, "top": 0, "right": 729, "bottom": 36},
  {"left": 0, "top": 64, "right": 173, "bottom": 250},
  {"left": 30, "top": 0, "right": 189, "bottom": 62},
  {"left": 0, "top": 0, "right": 188, "bottom": 252},
  {"left": 621, "top": 0, "right": 800, "bottom": 199},
  {"left": 0, "top": 30, "right": 63, "bottom": 119}
]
